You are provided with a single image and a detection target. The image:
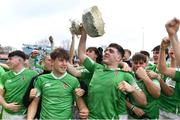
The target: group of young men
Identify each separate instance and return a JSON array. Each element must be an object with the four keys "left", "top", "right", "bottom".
[{"left": 0, "top": 17, "right": 179, "bottom": 120}]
